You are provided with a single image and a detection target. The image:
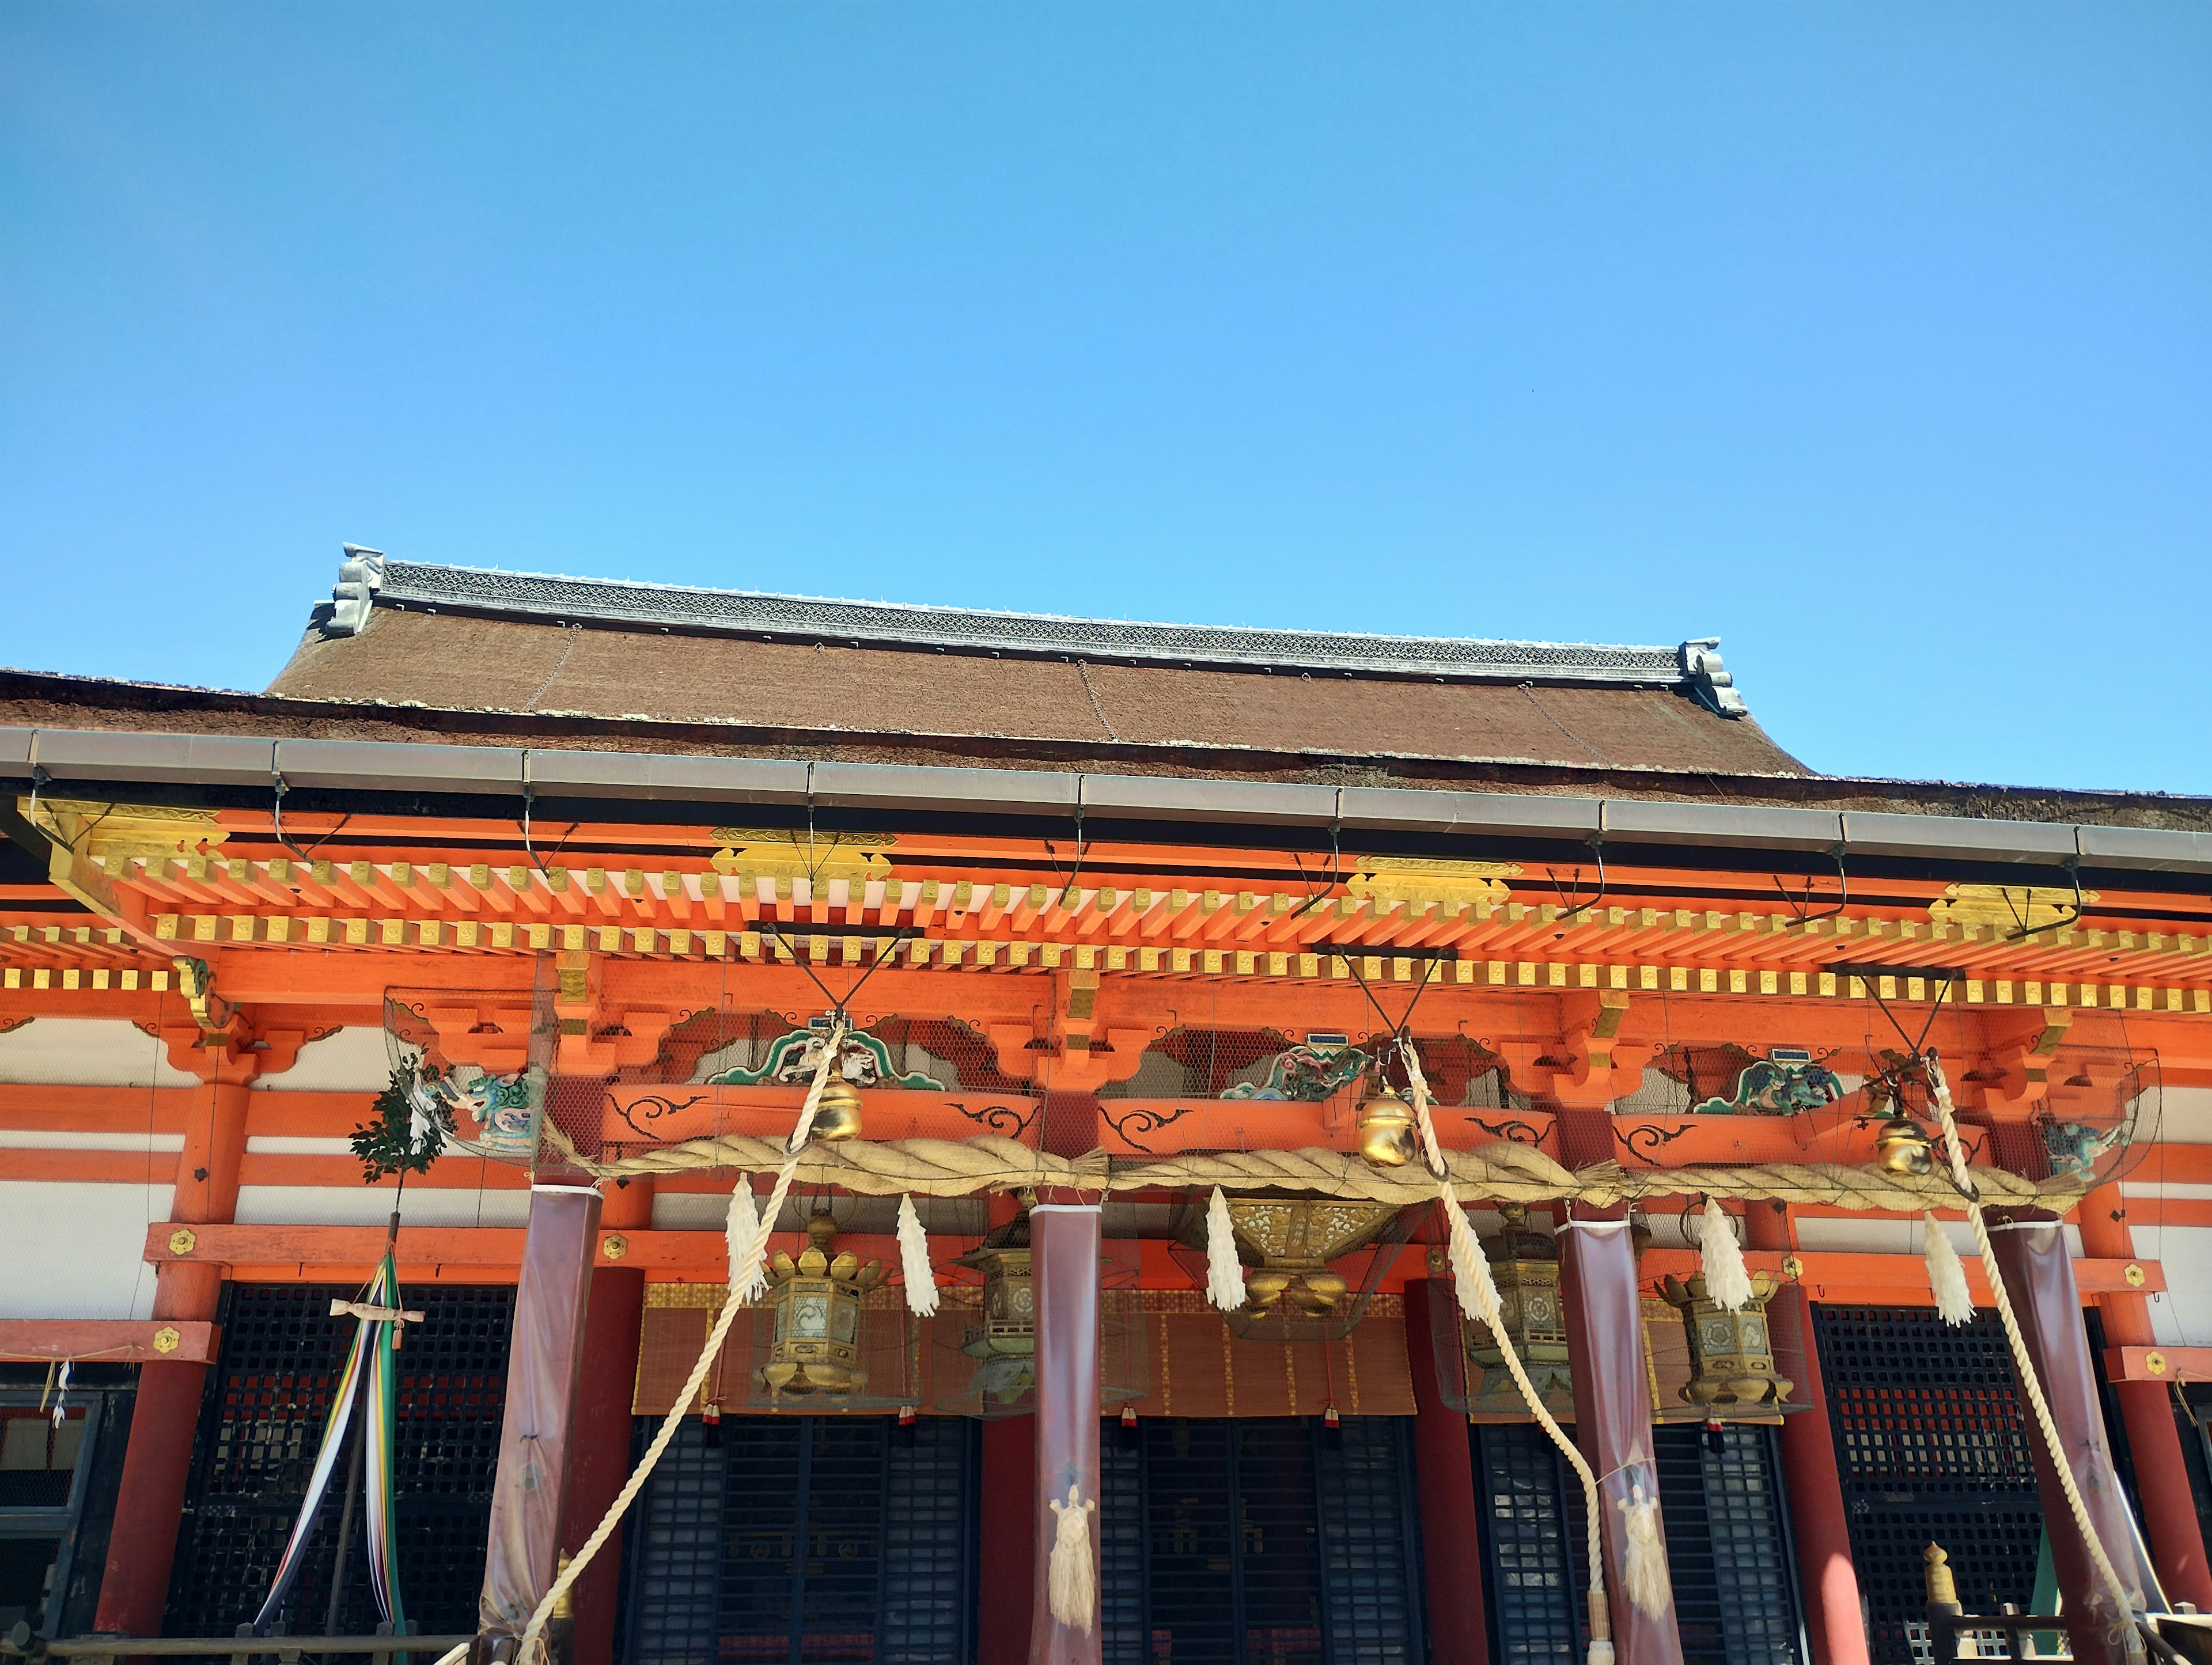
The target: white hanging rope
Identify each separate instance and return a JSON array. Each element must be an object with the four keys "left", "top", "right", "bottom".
[
  {"left": 1399, "top": 1041, "right": 1616, "bottom": 1662},
  {"left": 510, "top": 1024, "right": 847, "bottom": 1665},
  {"left": 1927, "top": 1055, "right": 2139, "bottom": 1638}
]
